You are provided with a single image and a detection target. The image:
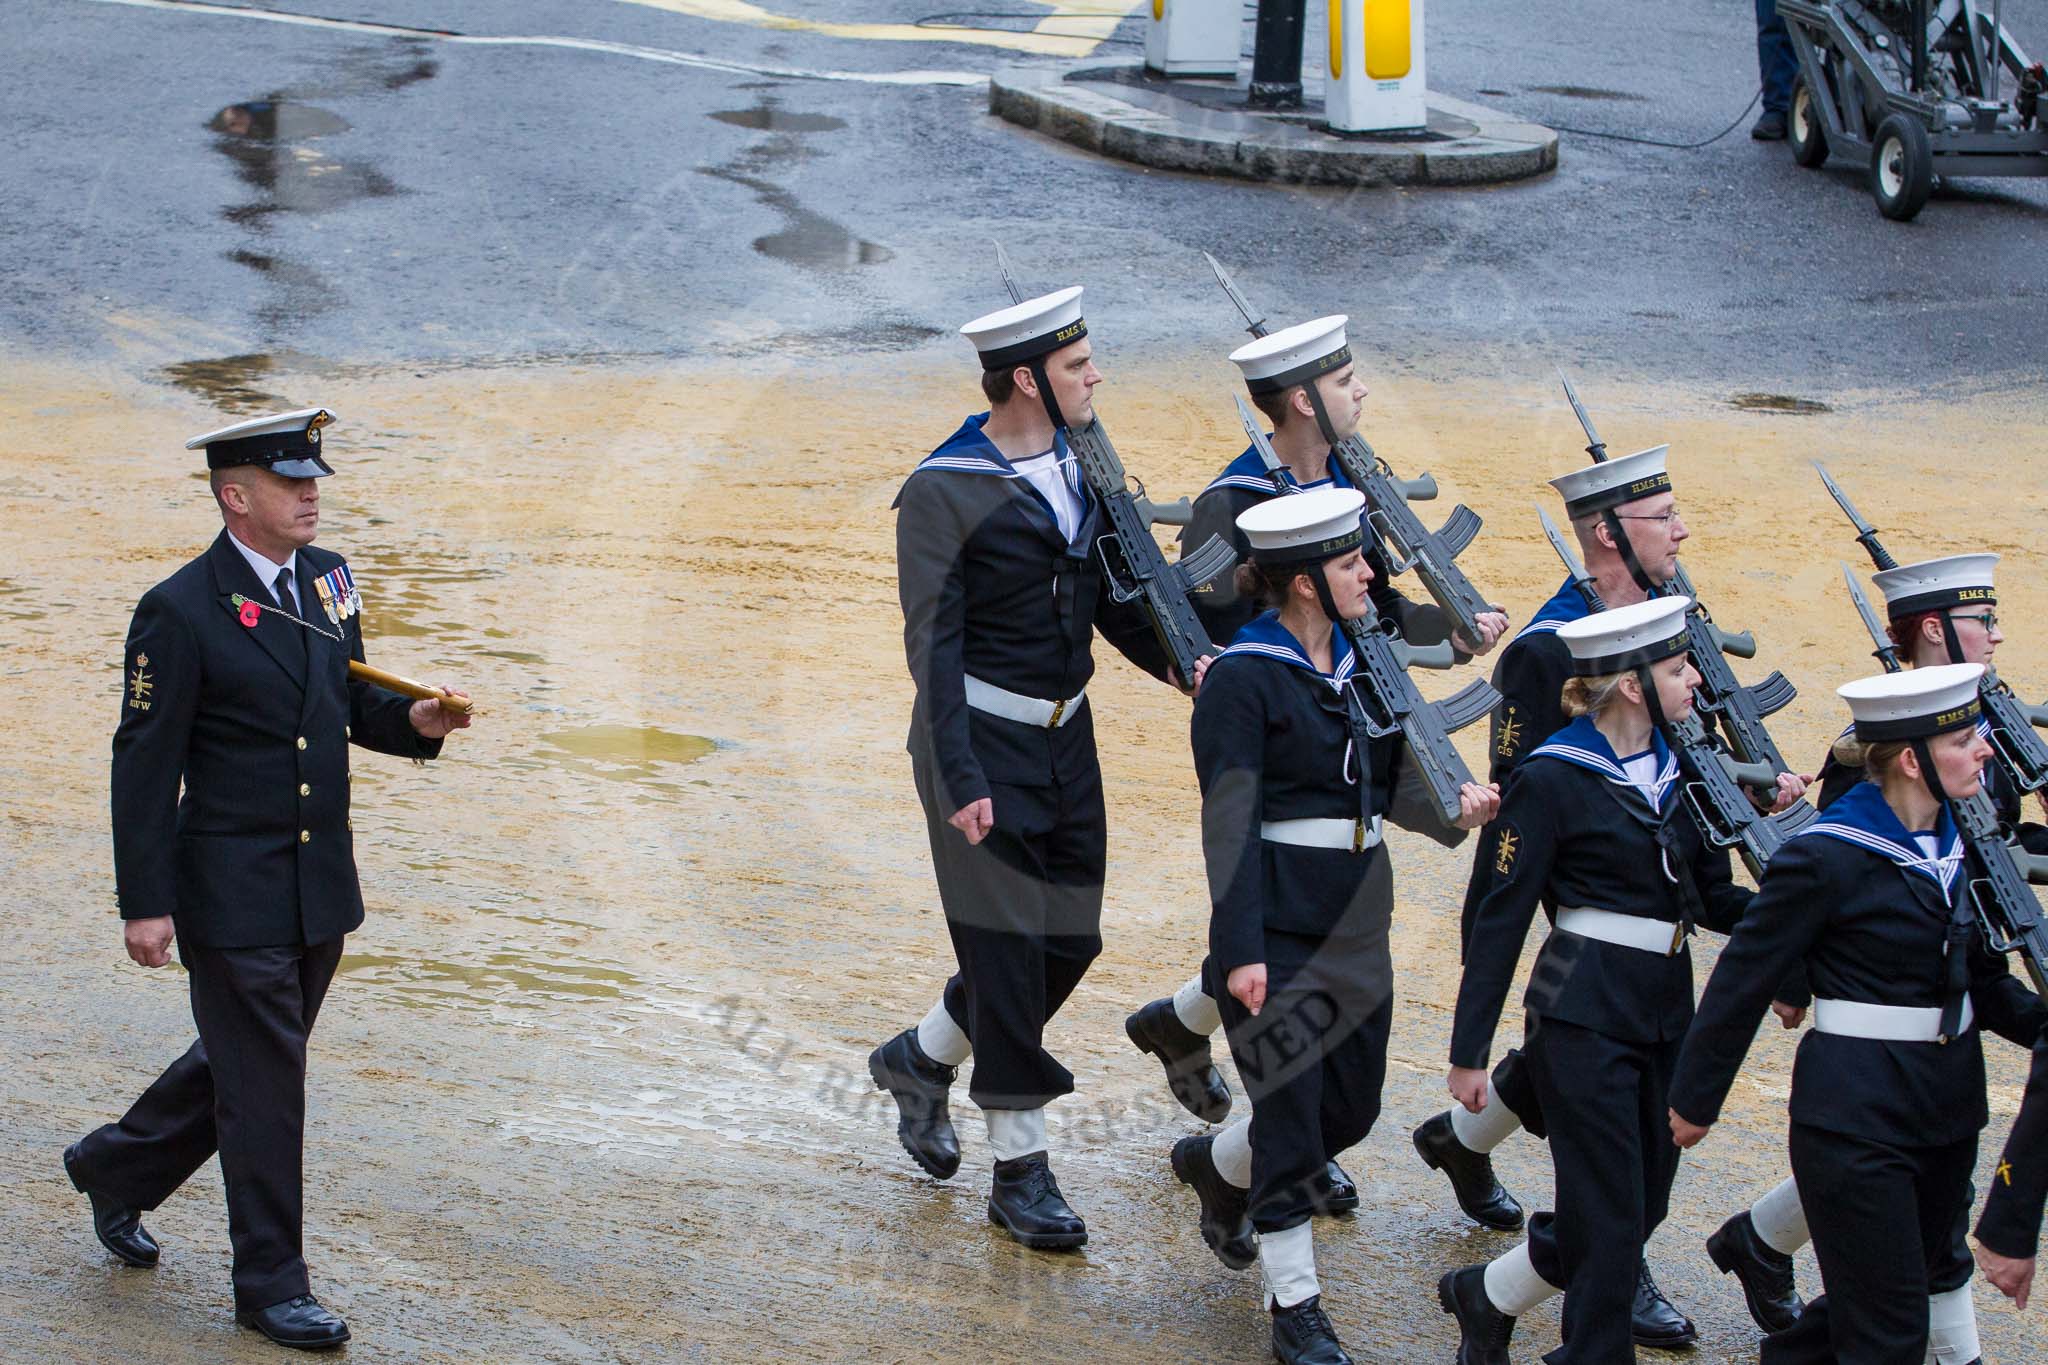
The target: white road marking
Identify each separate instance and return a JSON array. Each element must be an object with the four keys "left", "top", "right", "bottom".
[{"left": 606, "top": 0, "right": 1144, "bottom": 57}]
